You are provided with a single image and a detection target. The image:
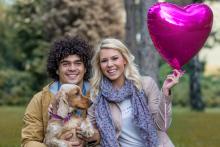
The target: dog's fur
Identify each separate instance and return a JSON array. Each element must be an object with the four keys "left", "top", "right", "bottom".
[{"left": 44, "top": 84, "right": 94, "bottom": 147}]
